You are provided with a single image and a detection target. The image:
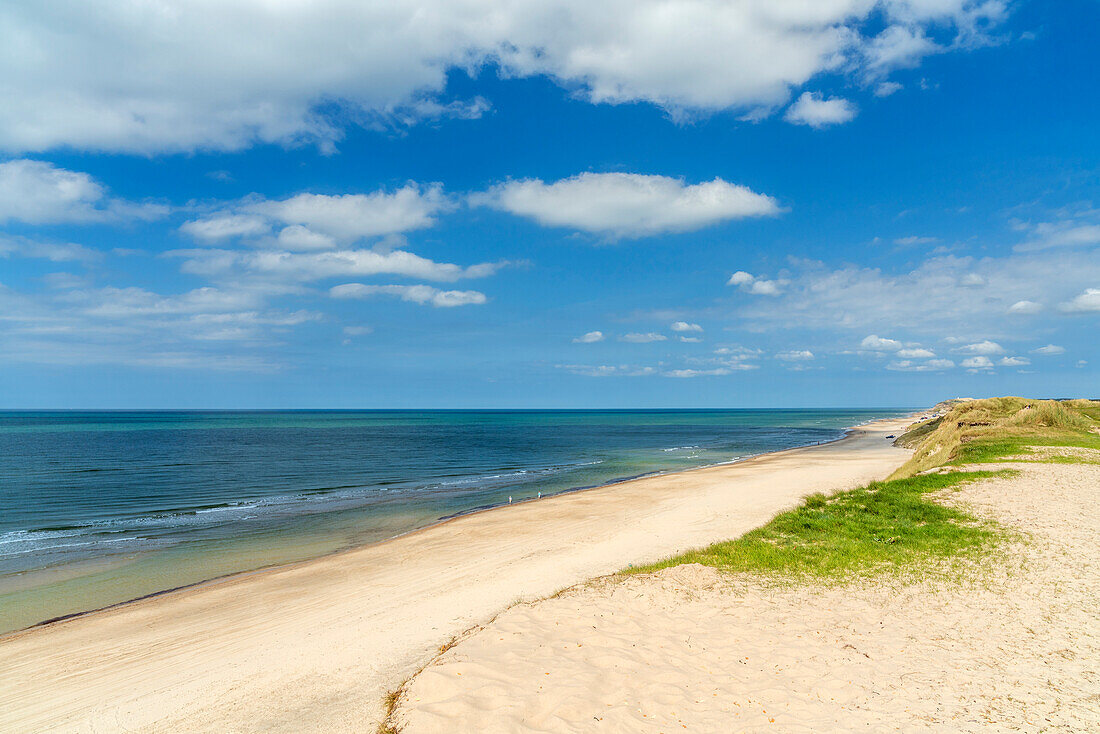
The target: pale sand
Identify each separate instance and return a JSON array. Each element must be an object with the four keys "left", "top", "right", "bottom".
[
  {"left": 395, "top": 462, "right": 1100, "bottom": 733},
  {"left": 0, "top": 418, "right": 911, "bottom": 733}
]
